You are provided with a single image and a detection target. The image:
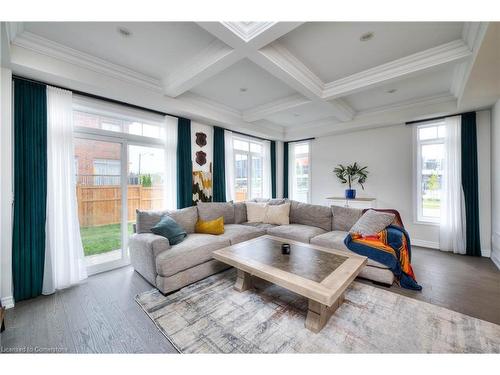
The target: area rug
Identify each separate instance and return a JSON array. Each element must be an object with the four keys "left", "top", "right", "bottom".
[{"left": 135, "top": 269, "right": 500, "bottom": 353}]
